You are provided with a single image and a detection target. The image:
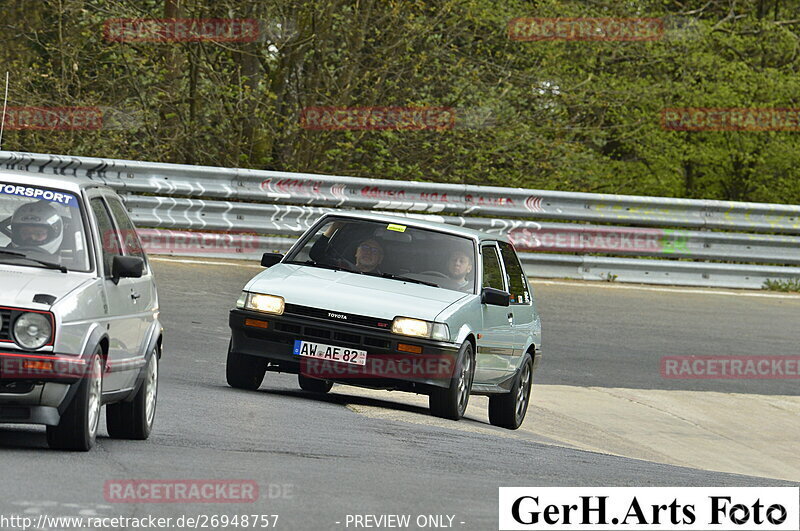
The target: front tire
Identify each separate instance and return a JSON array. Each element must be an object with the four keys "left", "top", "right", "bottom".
[
  {"left": 489, "top": 352, "right": 533, "bottom": 430},
  {"left": 298, "top": 375, "right": 333, "bottom": 393},
  {"left": 107, "top": 345, "right": 159, "bottom": 440},
  {"left": 429, "top": 341, "right": 475, "bottom": 420},
  {"left": 226, "top": 341, "right": 267, "bottom": 390},
  {"left": 46, "top": 350, "right": 103, "bottom": 451}
]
